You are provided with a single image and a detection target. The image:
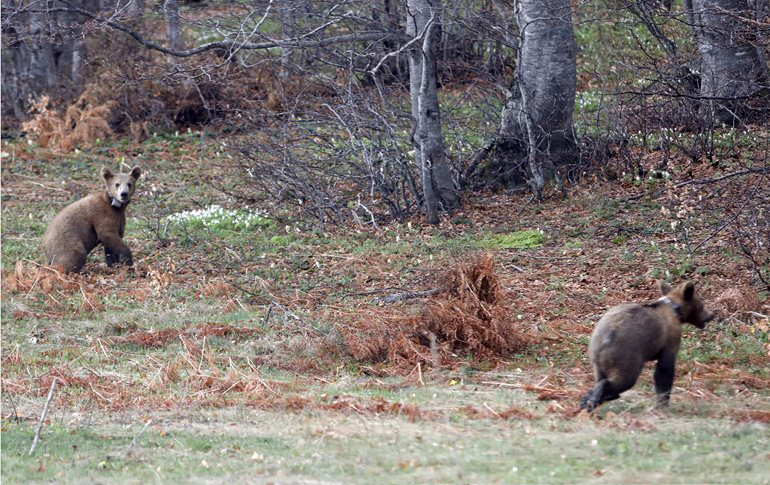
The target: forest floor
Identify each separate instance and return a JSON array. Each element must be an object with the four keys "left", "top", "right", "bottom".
[{"left": 1, "top": 131, "right": 769, "bottom": 483}]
